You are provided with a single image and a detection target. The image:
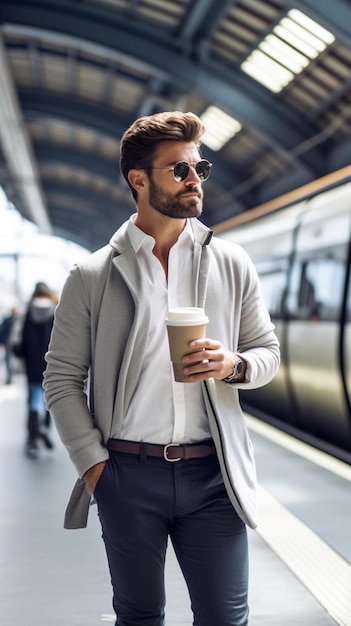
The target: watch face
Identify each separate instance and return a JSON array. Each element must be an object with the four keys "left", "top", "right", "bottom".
[{"left": 223, "top": 355, "right": 243, "bottom": 382}]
